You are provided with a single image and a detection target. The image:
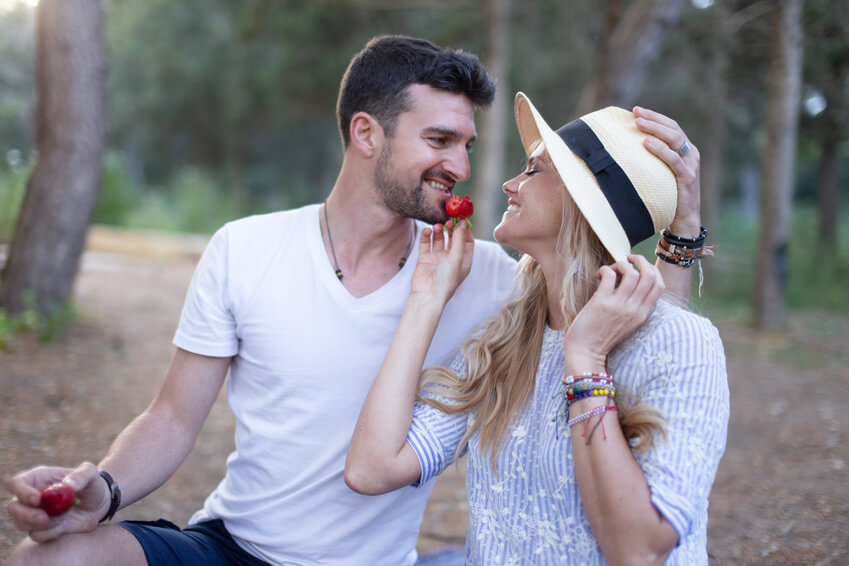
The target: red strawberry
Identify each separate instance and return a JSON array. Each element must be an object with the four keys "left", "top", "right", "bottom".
[
  {"left": 445, "top": 194, "right": 474, "bottom": 226},
  {"left": 39, "top": 483, "right": 77, "bottom": 517}
]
